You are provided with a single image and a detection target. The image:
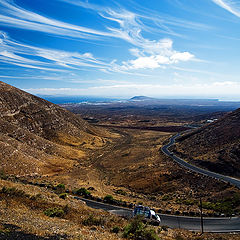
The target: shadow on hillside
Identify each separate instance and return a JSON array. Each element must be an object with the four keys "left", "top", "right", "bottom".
[{"left": 0, "top": 223, "right": 67, "bottom": 240}]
